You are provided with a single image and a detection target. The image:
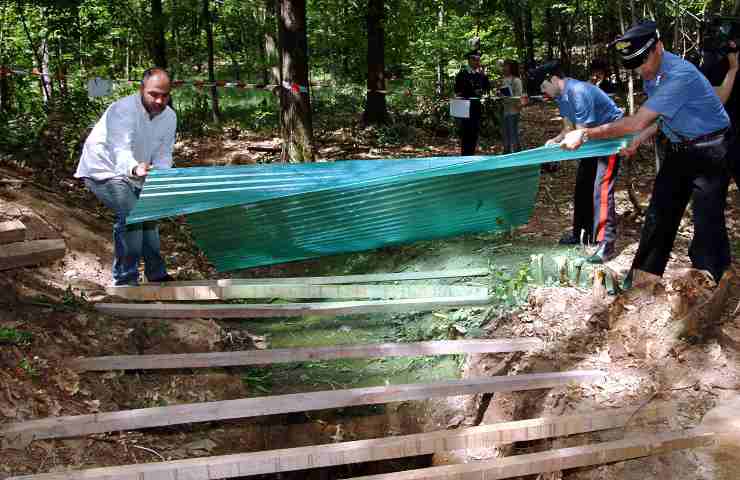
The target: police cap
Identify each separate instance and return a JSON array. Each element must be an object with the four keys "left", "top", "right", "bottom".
[
  {"left": 527, "top": 61, "right": 564, "bottom": 89},
  {"left": 612, "top": 20, "right": 660, "bottom": 69}
]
